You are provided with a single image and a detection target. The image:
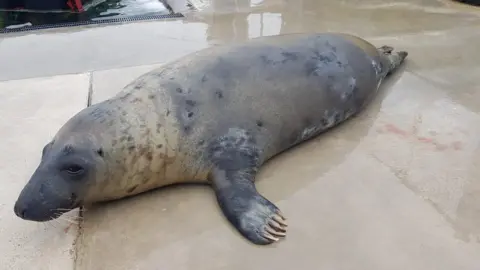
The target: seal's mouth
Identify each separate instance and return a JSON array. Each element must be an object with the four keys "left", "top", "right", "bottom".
[{"left": 13, "top": 201, "right": 79, "bottom": 222}]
